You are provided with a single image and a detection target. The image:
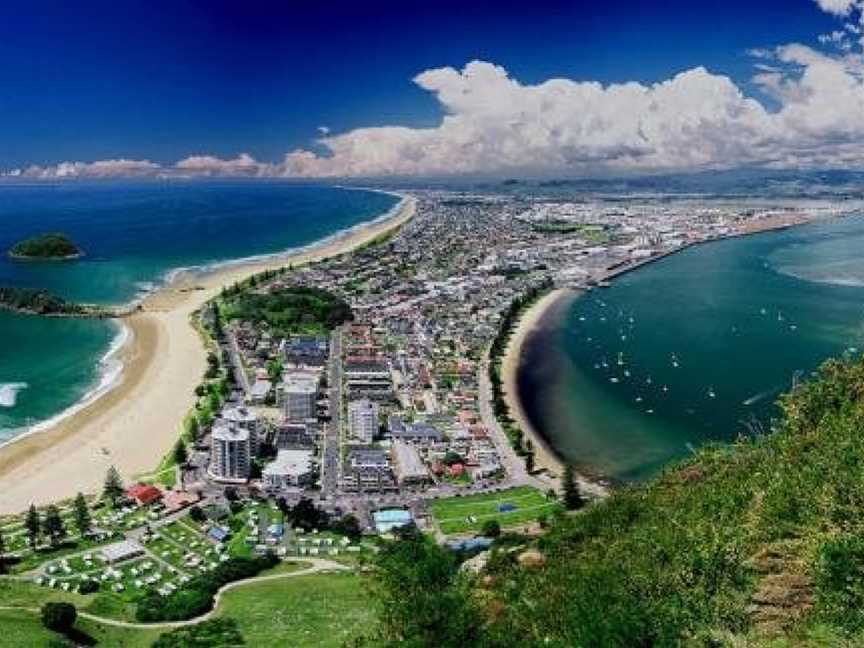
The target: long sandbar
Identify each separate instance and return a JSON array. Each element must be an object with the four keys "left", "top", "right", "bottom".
[{"left": 0, "top": 195, "right": 416, "bottom": 514}]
